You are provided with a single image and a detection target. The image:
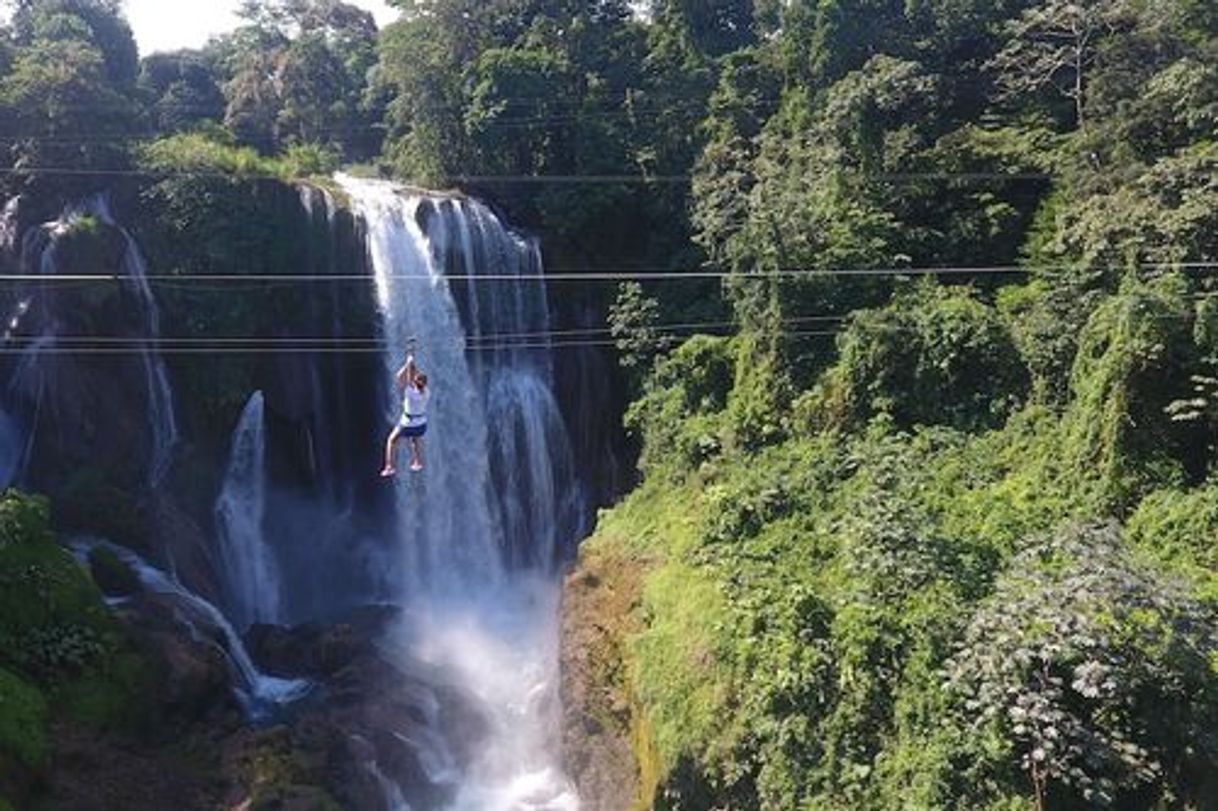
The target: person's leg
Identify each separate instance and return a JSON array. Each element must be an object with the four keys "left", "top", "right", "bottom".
[
  {"left": 409, "top": 436, "right": 423, "bottom": 471},
  {"left": 382, "top": 426, "right": 402, "bottom": 475}
]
